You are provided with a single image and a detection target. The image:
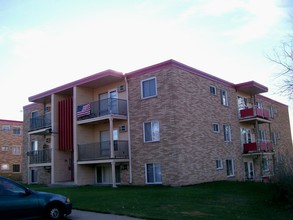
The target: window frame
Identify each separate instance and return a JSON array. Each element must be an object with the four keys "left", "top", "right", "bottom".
[
  {"left": 12, "top": 146, "right": 21, "bottom": 155},
  {"left": 216, "top": 159, "right": 223, "bottom": 170},
  {"left": 141, "top": 77, "right": 157, "bottom": 99},
  {"left": 220, "top": 89, "right": 229, "bottom": 106},
  {"left": 12, "top": 126, "right": 21, "bottom": 135},
  {"left": 143, "top": 120, "right": 160, "bottom": 143},
  {"left": 145, "top": 163, "right": 162, "bottom": 184},
  {"left": 1, "top": 164, "right": 10, "bottom": 171},
  {"left": 12, "top": 164, "right": 21, "bottom": 173},
  {"left": 1, "top": 125, "right": 10, "bottom": 132},
  {"left": 223, "top": 124, "right": 232, "bottom": 142},
  {"left": 262, "top": 157, "right": 269, "bottom": 171},
  {"left": 212, "top": 123, "right": 220, "bottom": 133},
  {"left": 210, "top": 85, "right": 217, "bottom": 96},
  {"left": 226, "top": 159, "right": 235, "bottom": 177},
  {"left": 1, "top": 146, "right": 9, "bottom": 151}
]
